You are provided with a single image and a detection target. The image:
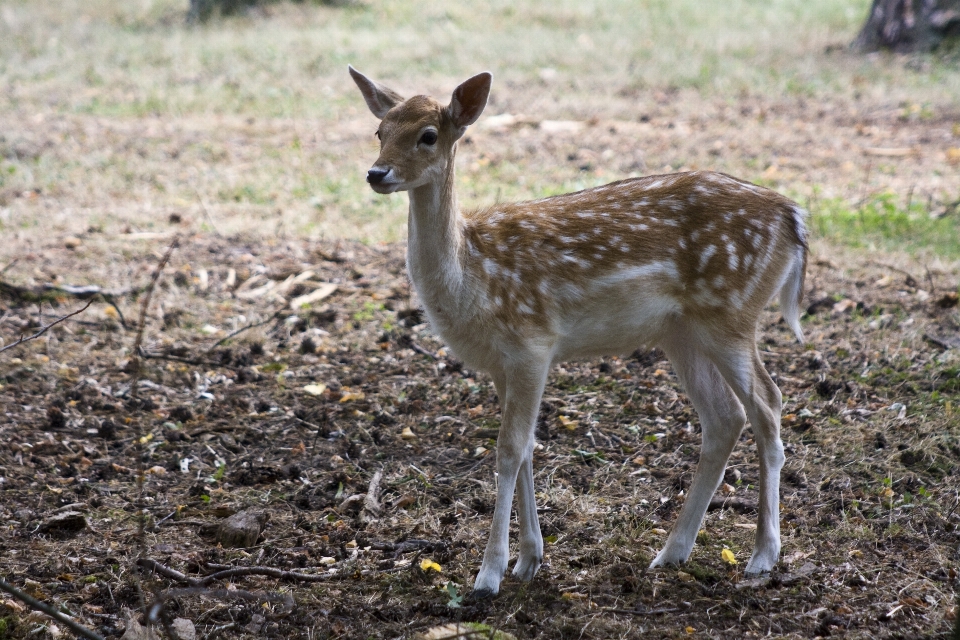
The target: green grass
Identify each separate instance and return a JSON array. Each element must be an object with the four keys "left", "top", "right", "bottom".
[{"left": 812, "top": 192, "right": 960, "bottom": 258}]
